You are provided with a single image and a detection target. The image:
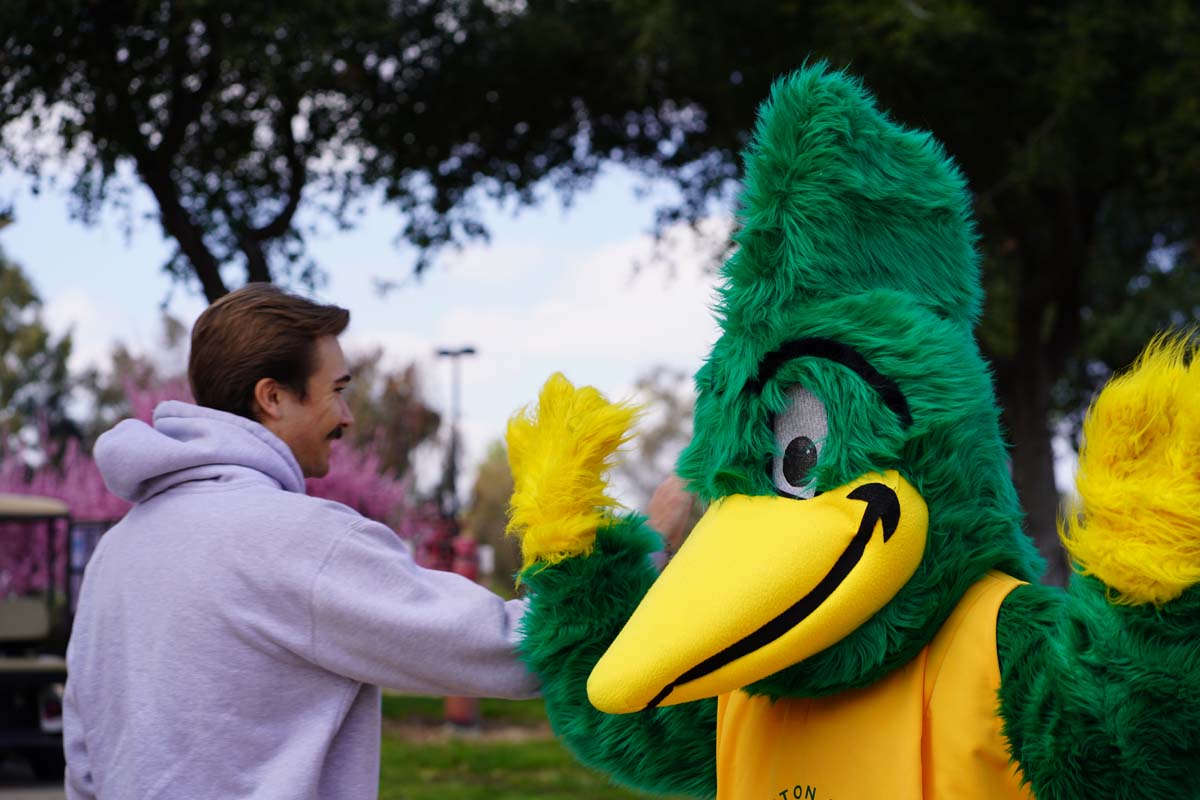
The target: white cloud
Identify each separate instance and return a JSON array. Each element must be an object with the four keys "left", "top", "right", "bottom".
[
  {"left": 1053, "top": 428, "right": 1079, "bottom": 496},
  {"left": 43, "top": 290, "right": 113, "bottom": 372},
  {"left": 341, "top": 331, "right": 436, "bottom": 369},
  {"left": 42, "top": 289, "right": 206, "bottom": 378},
  {"left": 441, "top": 240, "right": 548, "bottom": 284},
  {"left": 434, "top": 219, "right": 727, "bottom": 368}
]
